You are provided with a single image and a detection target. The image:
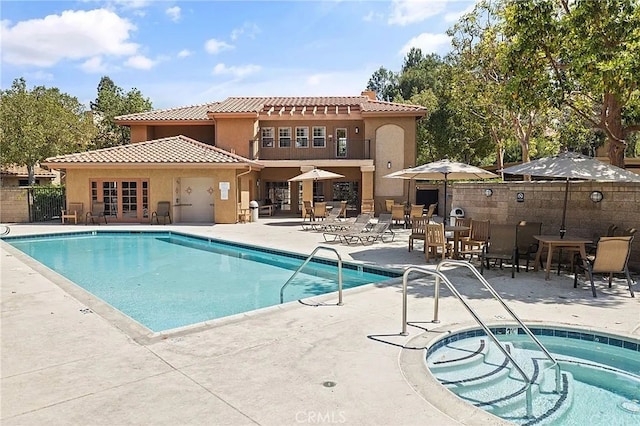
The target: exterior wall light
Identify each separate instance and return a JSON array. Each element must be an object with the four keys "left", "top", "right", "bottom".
[
  {"left": 590, "top": 190, "right": 604, "bottom": 203},
  {"left": 387, "top": 161, "right": 392, "bottom": 169},
  {"left": 355, "top": 126, "right": 359, "bottom": 134},
  {"left": 484, "top": 188, "right": 493, "bottom": 197}
]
